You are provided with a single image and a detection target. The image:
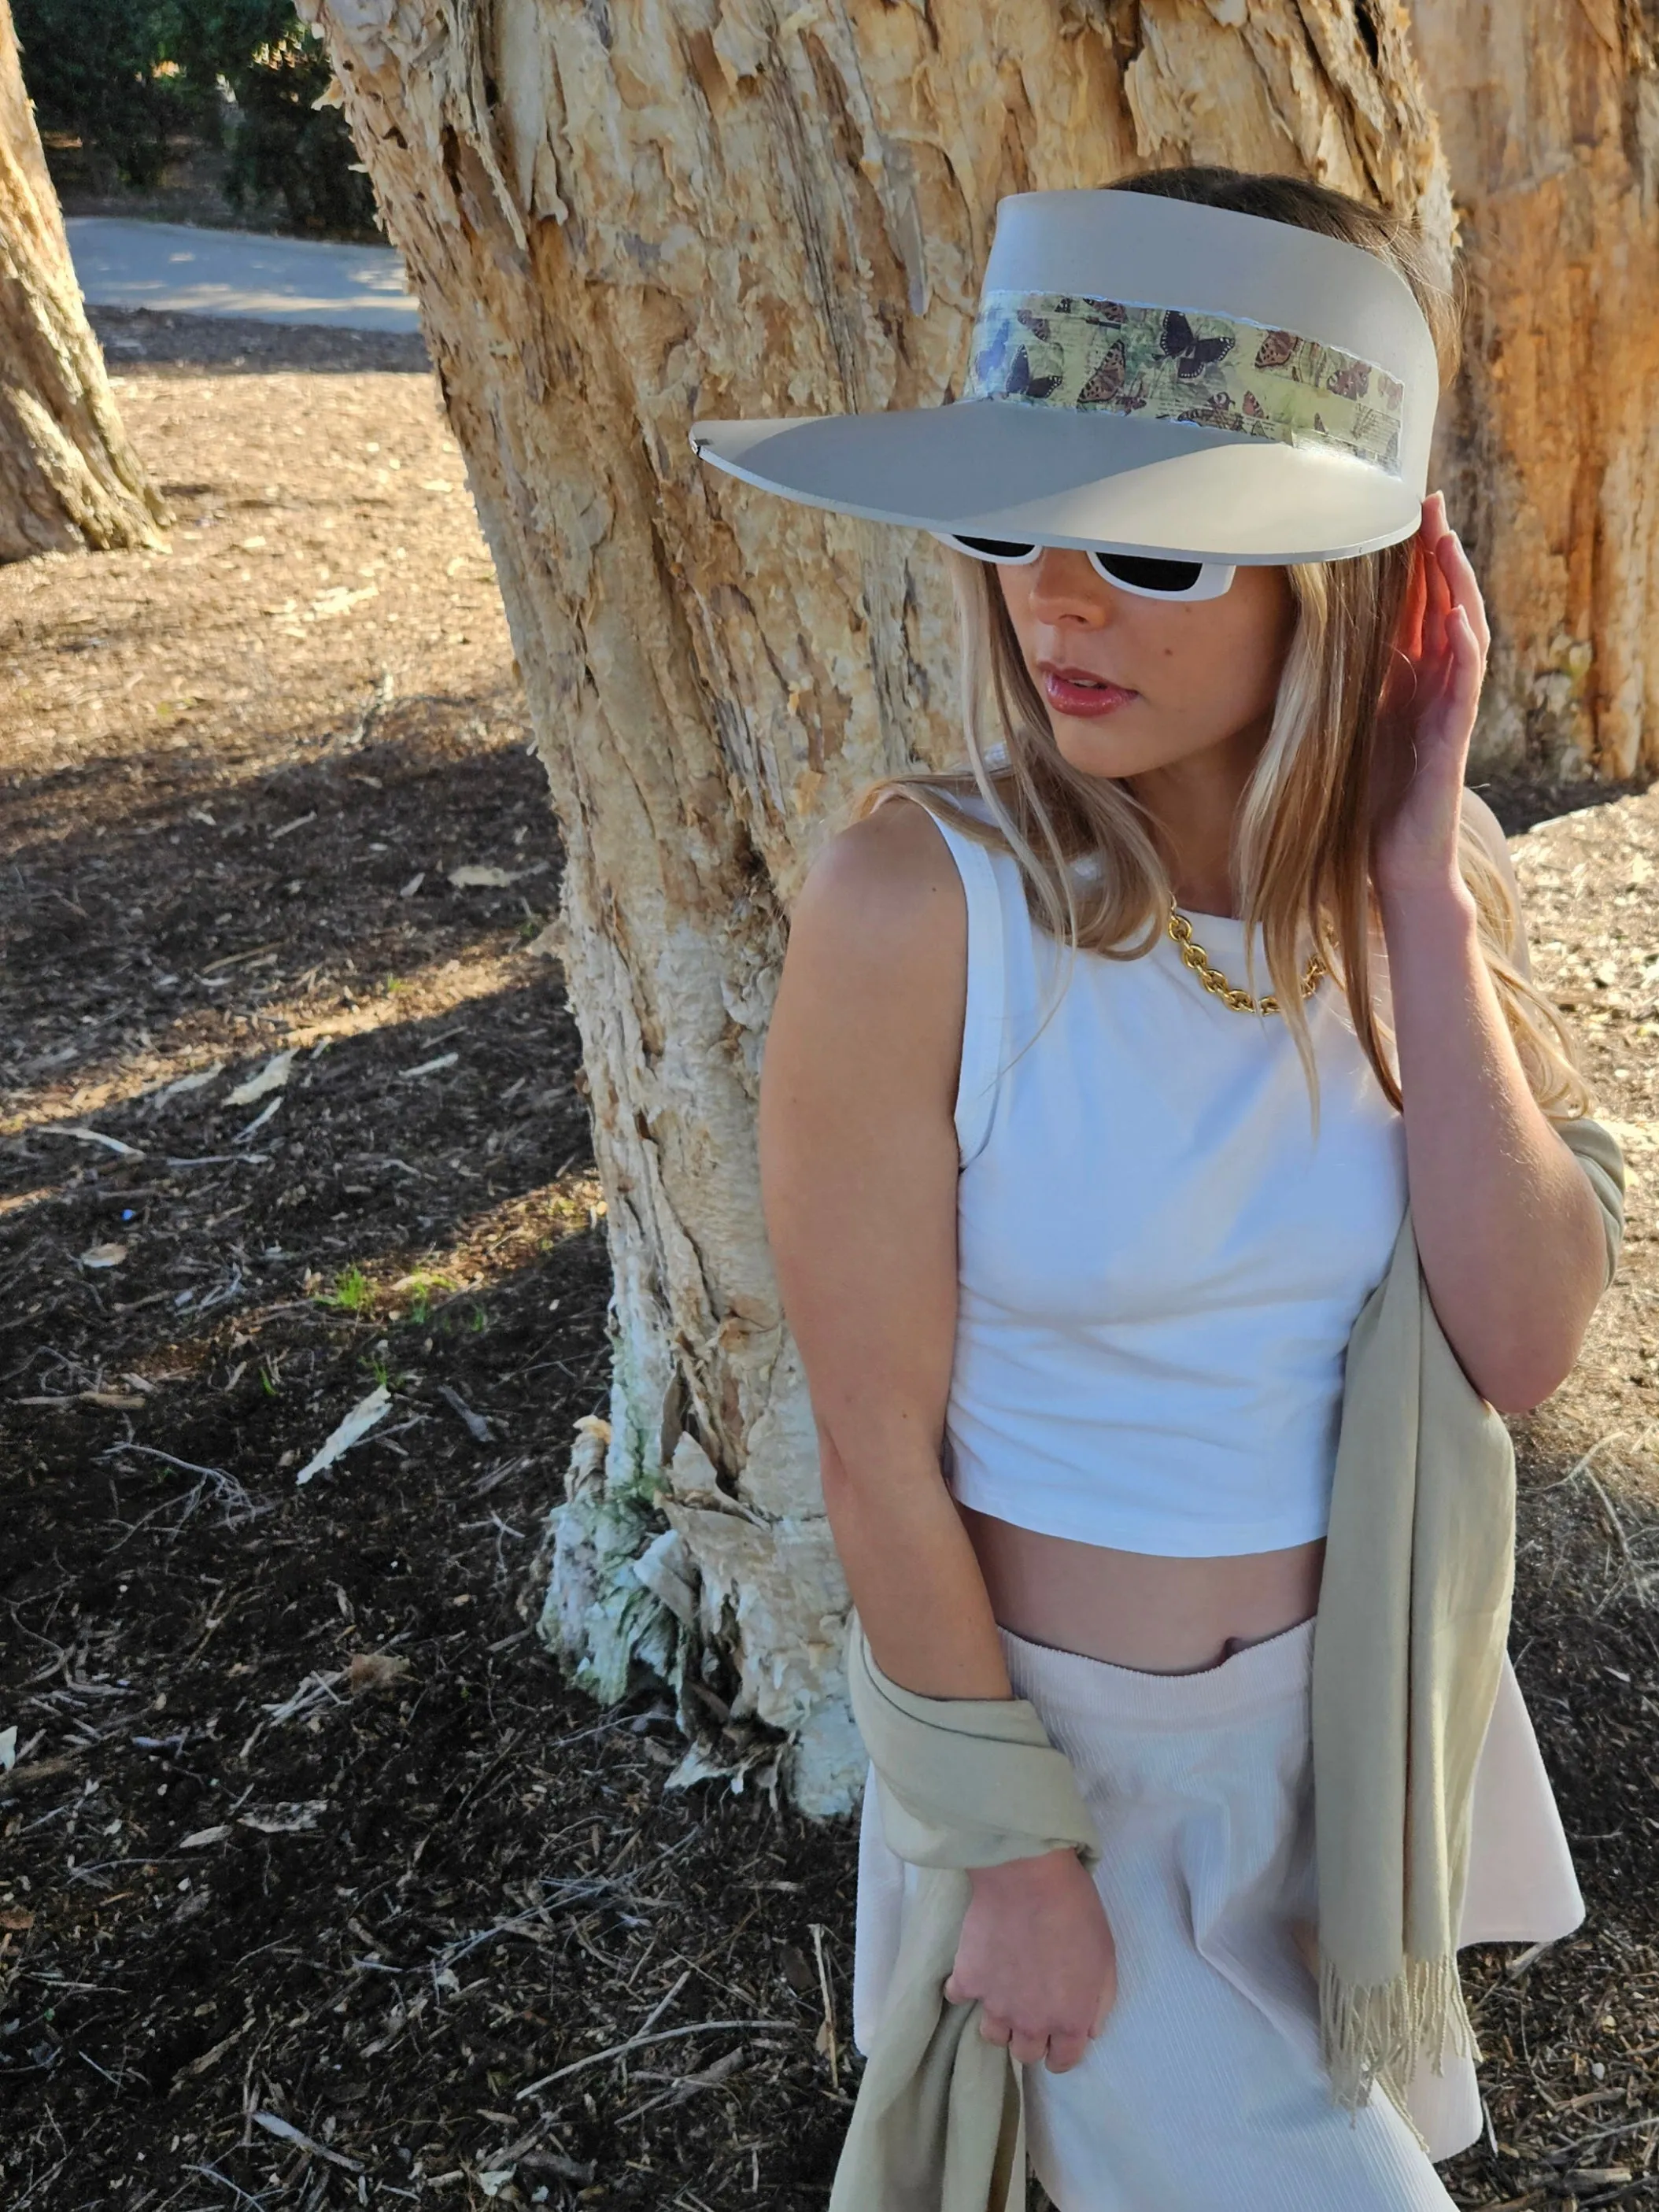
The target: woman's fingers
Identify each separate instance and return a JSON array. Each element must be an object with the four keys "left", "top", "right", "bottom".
[
  {"left": 970, "top": 2005, "right": 1110, "bottom": 2074},
  {"left": 1440, "top": 531, "right": 1491, "bottom": 658},
  {"left": 1447, "top": 607, "right": 1483, "bottom": 733},
  {"left": 1043, "top": 2028, "right": 1092, "bottom": 2074},
  {"left": 1421, "top": 493, "right": 1459, "bottom": 667},
  {"left": 1422, "top": 530, "right": 1451, "bottom": 674},
  {"left": 1423, "top": 494, "right": 1491, "bottom": 670}
]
